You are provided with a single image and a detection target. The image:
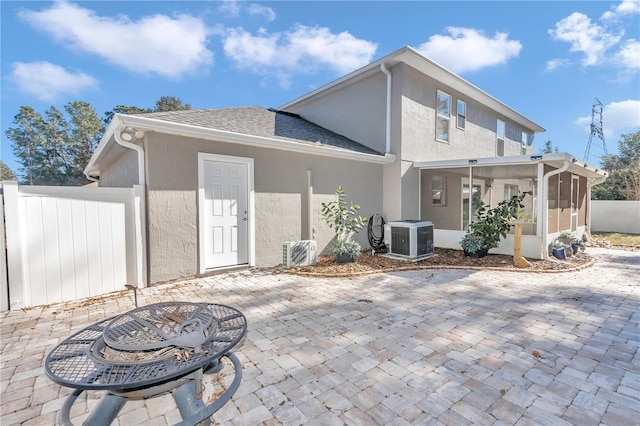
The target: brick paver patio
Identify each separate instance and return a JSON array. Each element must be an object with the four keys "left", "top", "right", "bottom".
[{"left": 1, "top": 247, "right": 638, "bottom": 425}]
